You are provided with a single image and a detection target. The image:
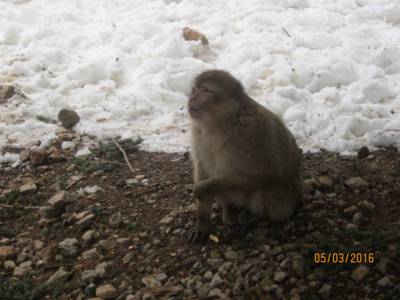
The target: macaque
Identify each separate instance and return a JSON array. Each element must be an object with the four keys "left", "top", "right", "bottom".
[{"left": 188, "top": 70, "right": 303, "bottom": 243}]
